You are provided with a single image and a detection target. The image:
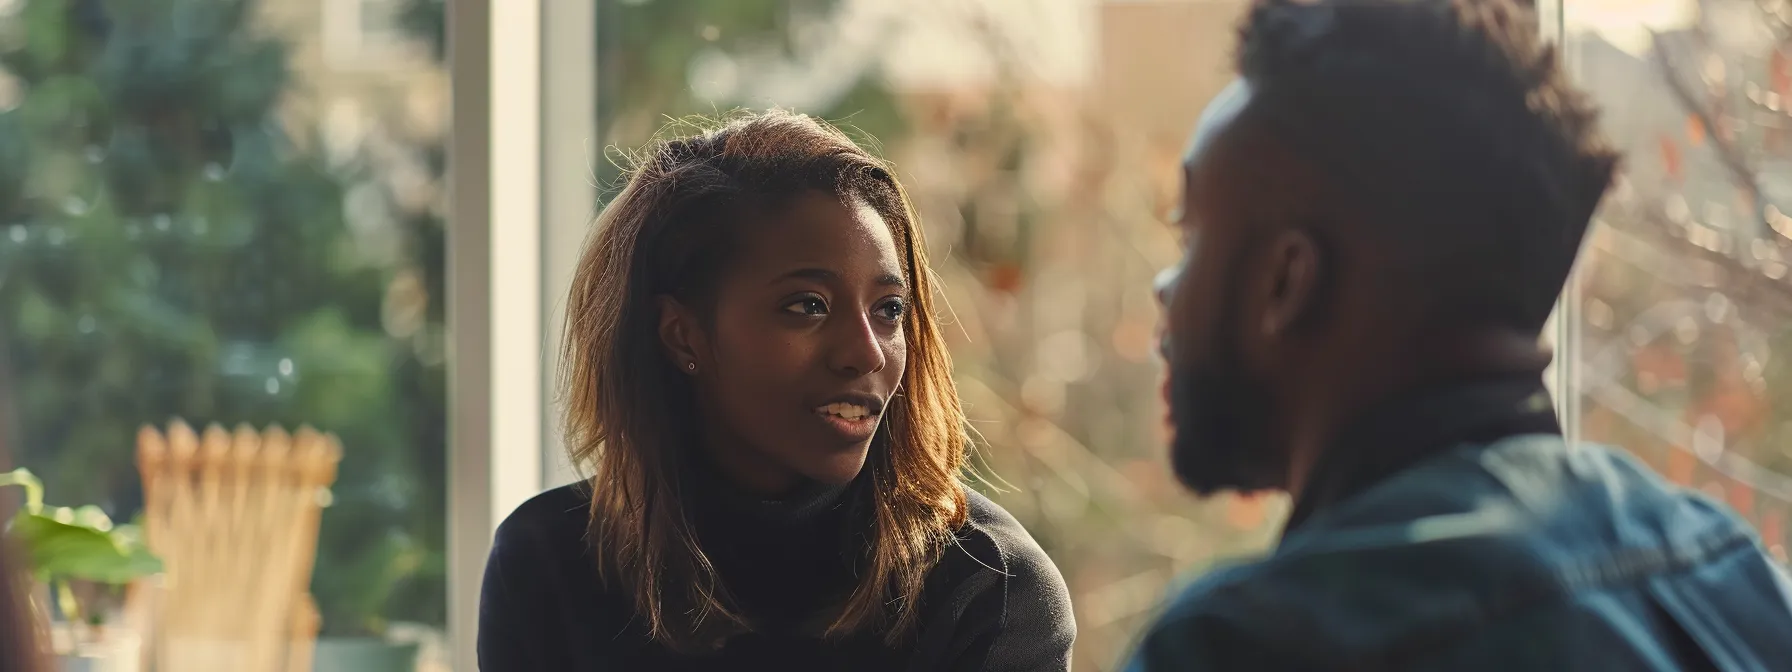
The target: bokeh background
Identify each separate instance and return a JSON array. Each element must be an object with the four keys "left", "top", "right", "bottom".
[{"left": 0, "top": 0, "right": 1786, "bottom": 670}]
